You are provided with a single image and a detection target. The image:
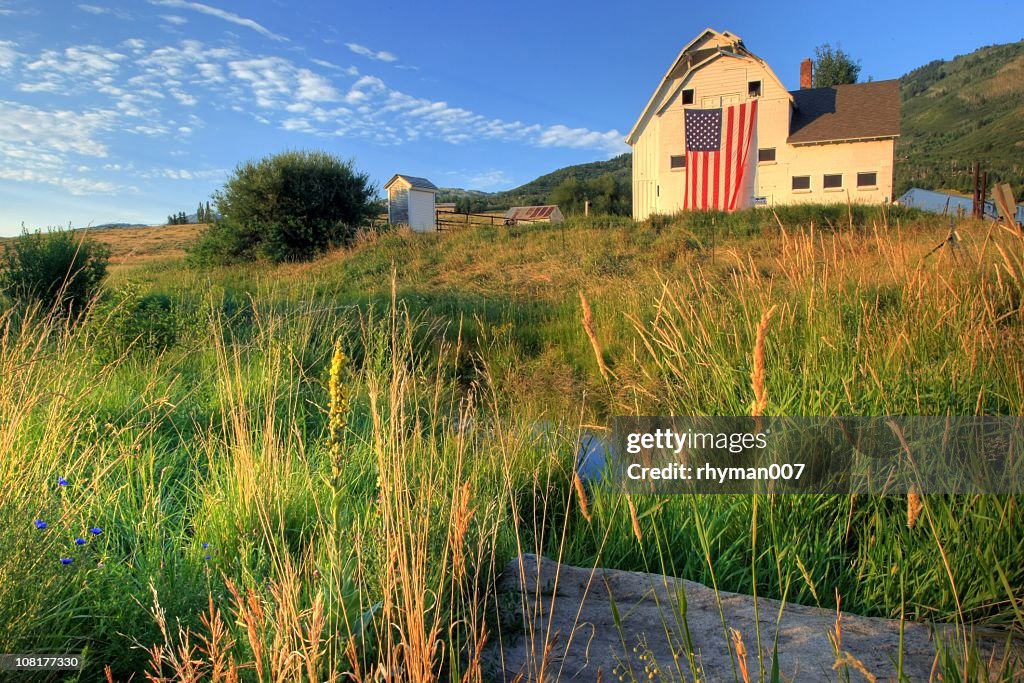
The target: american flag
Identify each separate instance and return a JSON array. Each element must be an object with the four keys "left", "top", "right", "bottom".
[{"left": 683, "top": 100, "right": 758, "bottom": 211}]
